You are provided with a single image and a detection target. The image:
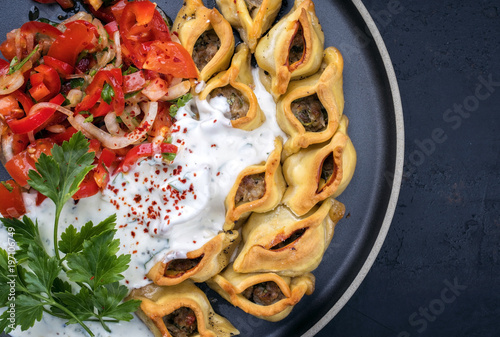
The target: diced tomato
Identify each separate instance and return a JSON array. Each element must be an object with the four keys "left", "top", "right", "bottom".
[
  {"left": 110, "top": 0, "right": 128, "bottom": 23},
  {"left": 149, "top": 102, "right": 173, "bottom": 138},
  {"left": 0, "top": 38, "right": 16, "bottom": 61},
  {"left": 55, "top": 0, "right": 75, "bottom": 10},
  {"left": 49, "top": 126, "right": 77, "bottom": 144},
  {"left": 142, "top": 41, "right": 198, "bottom": 78},
  {"left": 141, "top": 77, "right": 168, "bottom": 101},
  {"left": 43, "top": 56, "right": 74, "bottom": 77},
  {"left": 11, "top": 133, "right": 30, "bottom": 155},
  {"left": 0, "top": 95, "right": 18, "bottom": 117},
  {"left": 29, "top": 82, "right": 51, "bottom": 102},
  {"left": 7, "top": 94, "right": 65, "bottom": 134},
  {"left": 31, "top": 64, "right": 61, "bottom": 101},
  {"left": 84, "top": 0, "right": 116, "bottom": 23},
  {"left": 123, "top": 70, "right": 146, "bottom": 93},
  {"left": 115, "top": 142, "right": 177, "bottom": 173},
  {"left": 47, "top": 20, "right": 99, "bottom": 66},
  {"left": 72, "top": 171, "right": 99, "bottom": 200},
  {"left": 36, "top": 191, "right": 48, "bottom": 206},
  {"left": 88, "top": 139, "right": 101, "bottom": 155},
  {"left": 104, "top": 21, "right": 119, "bottom": 36},
  {"left": 90, "top": 101, "right": 113, "bottom": 117},
  {"left": 4, "top": 138, "right": 55, "bottom": 186},
  {"left": 94, "top": 148, "right": 116, "bottom": 188},
  {"left": 0, "top": 180, "right": 26, "bottom": 218}
]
